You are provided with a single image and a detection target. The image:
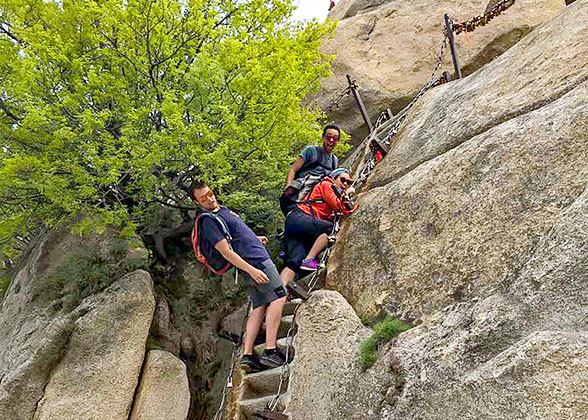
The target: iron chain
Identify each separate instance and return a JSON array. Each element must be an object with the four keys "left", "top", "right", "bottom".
[{"left": 450, "top": 0, "right": 517, "bottom": 35}]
